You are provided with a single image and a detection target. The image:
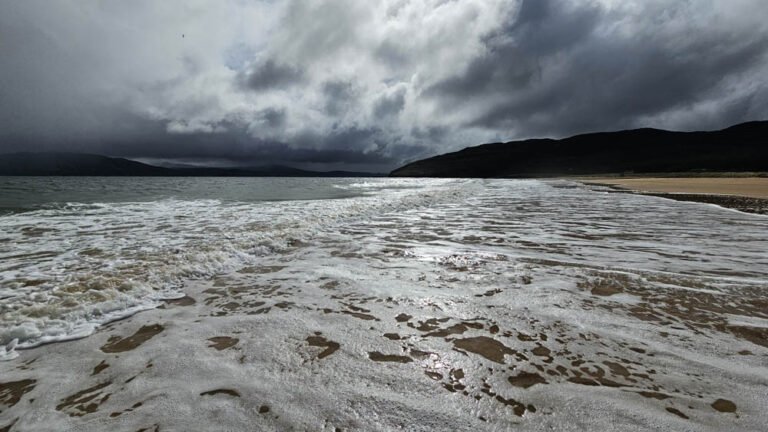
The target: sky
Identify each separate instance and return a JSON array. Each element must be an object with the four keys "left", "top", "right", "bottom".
[{"left": 1, "top": 0, "right": 767, "bottom": 172}]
